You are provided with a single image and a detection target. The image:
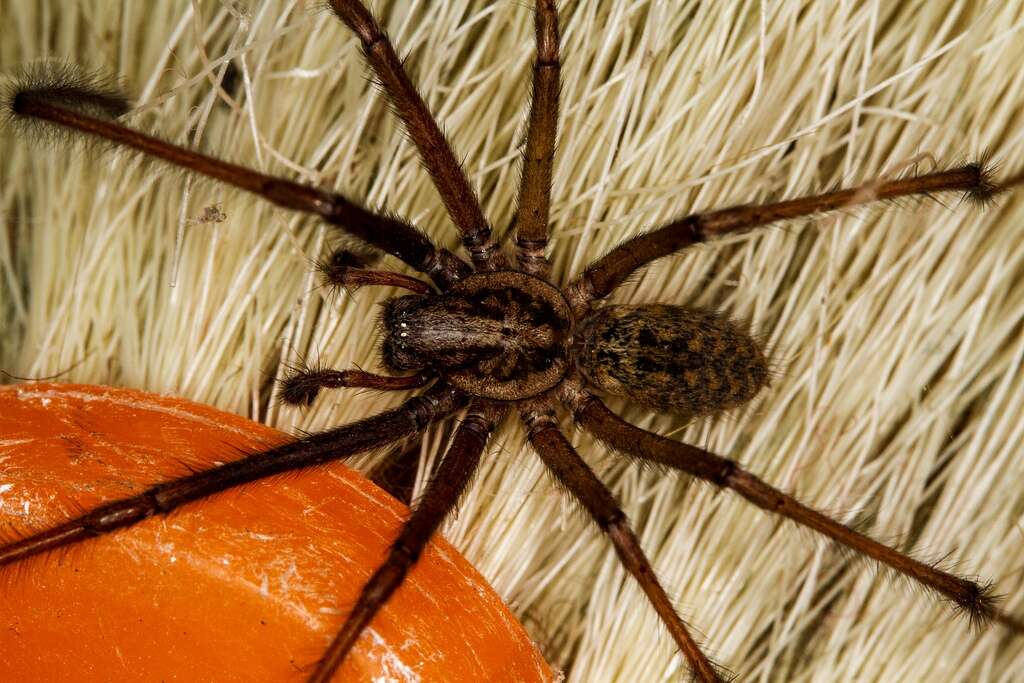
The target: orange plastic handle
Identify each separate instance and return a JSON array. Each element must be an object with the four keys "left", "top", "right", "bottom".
[{"left": 0, "top": 383, "right": 554, "bottom": 682}]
